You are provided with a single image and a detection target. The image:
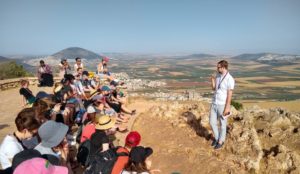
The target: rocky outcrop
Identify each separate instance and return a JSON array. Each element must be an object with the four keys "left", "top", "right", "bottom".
[{"left": 147, "top": 102, "right": 300, "bottom": 173}]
